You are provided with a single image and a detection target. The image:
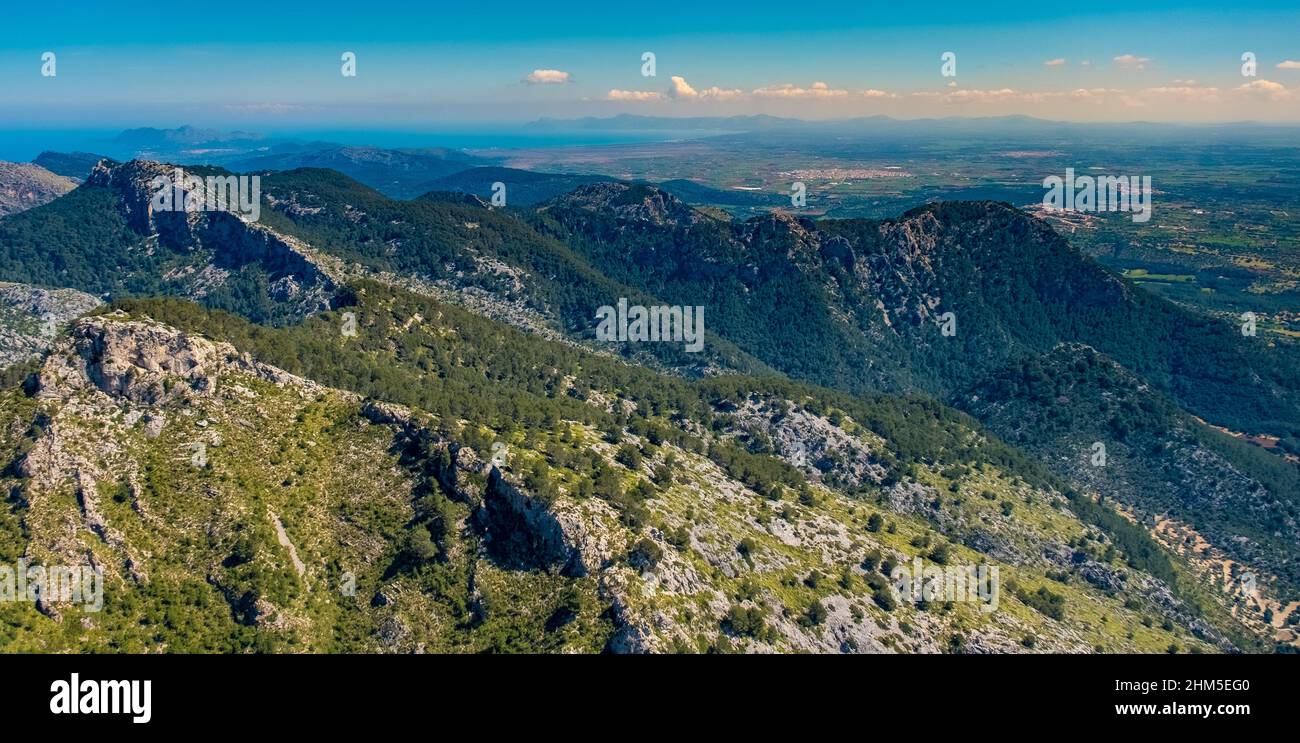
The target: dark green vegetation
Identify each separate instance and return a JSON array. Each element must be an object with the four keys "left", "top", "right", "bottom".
[
  {"left": 104, "top": 282, "right": 1261, "bottom": 645},
  {"left": 32, "top": 151, "right": 112, "bottom": 180},
  {"left": 259, "top": 168, "right": 768, "bottom": 372},
  {"left": 528, "top": 183, "right": 1298, "bottom": 627},
  {"left": 502, "top": 119, "right": 1300, "bottom": 326},
  {"left": 966, "top": 345, "right": 1300, "bottom": 595},
  {"left": 419, "top": 166, "right": 615, "bottom": 205},
  {"left": 1, "top": 153, "right": 1295, "bottom": 652},
  {"left": 0, "top": 356, "right": 615, "bottom": 653},
  {"left": 536, "top": 187, "right": 1300, "bottom": 438},
  {"left": 225, "top": 146, "right": 489, "bottom": 199},
  {"left": 0, "top": 184, "right": 158, "bottom": 294},
  {"left": 108, "top": 281, "right": 1064, "bottom": 494},
  {"left": 418, "top": 166, "right": 784, "bottom": 209}
]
